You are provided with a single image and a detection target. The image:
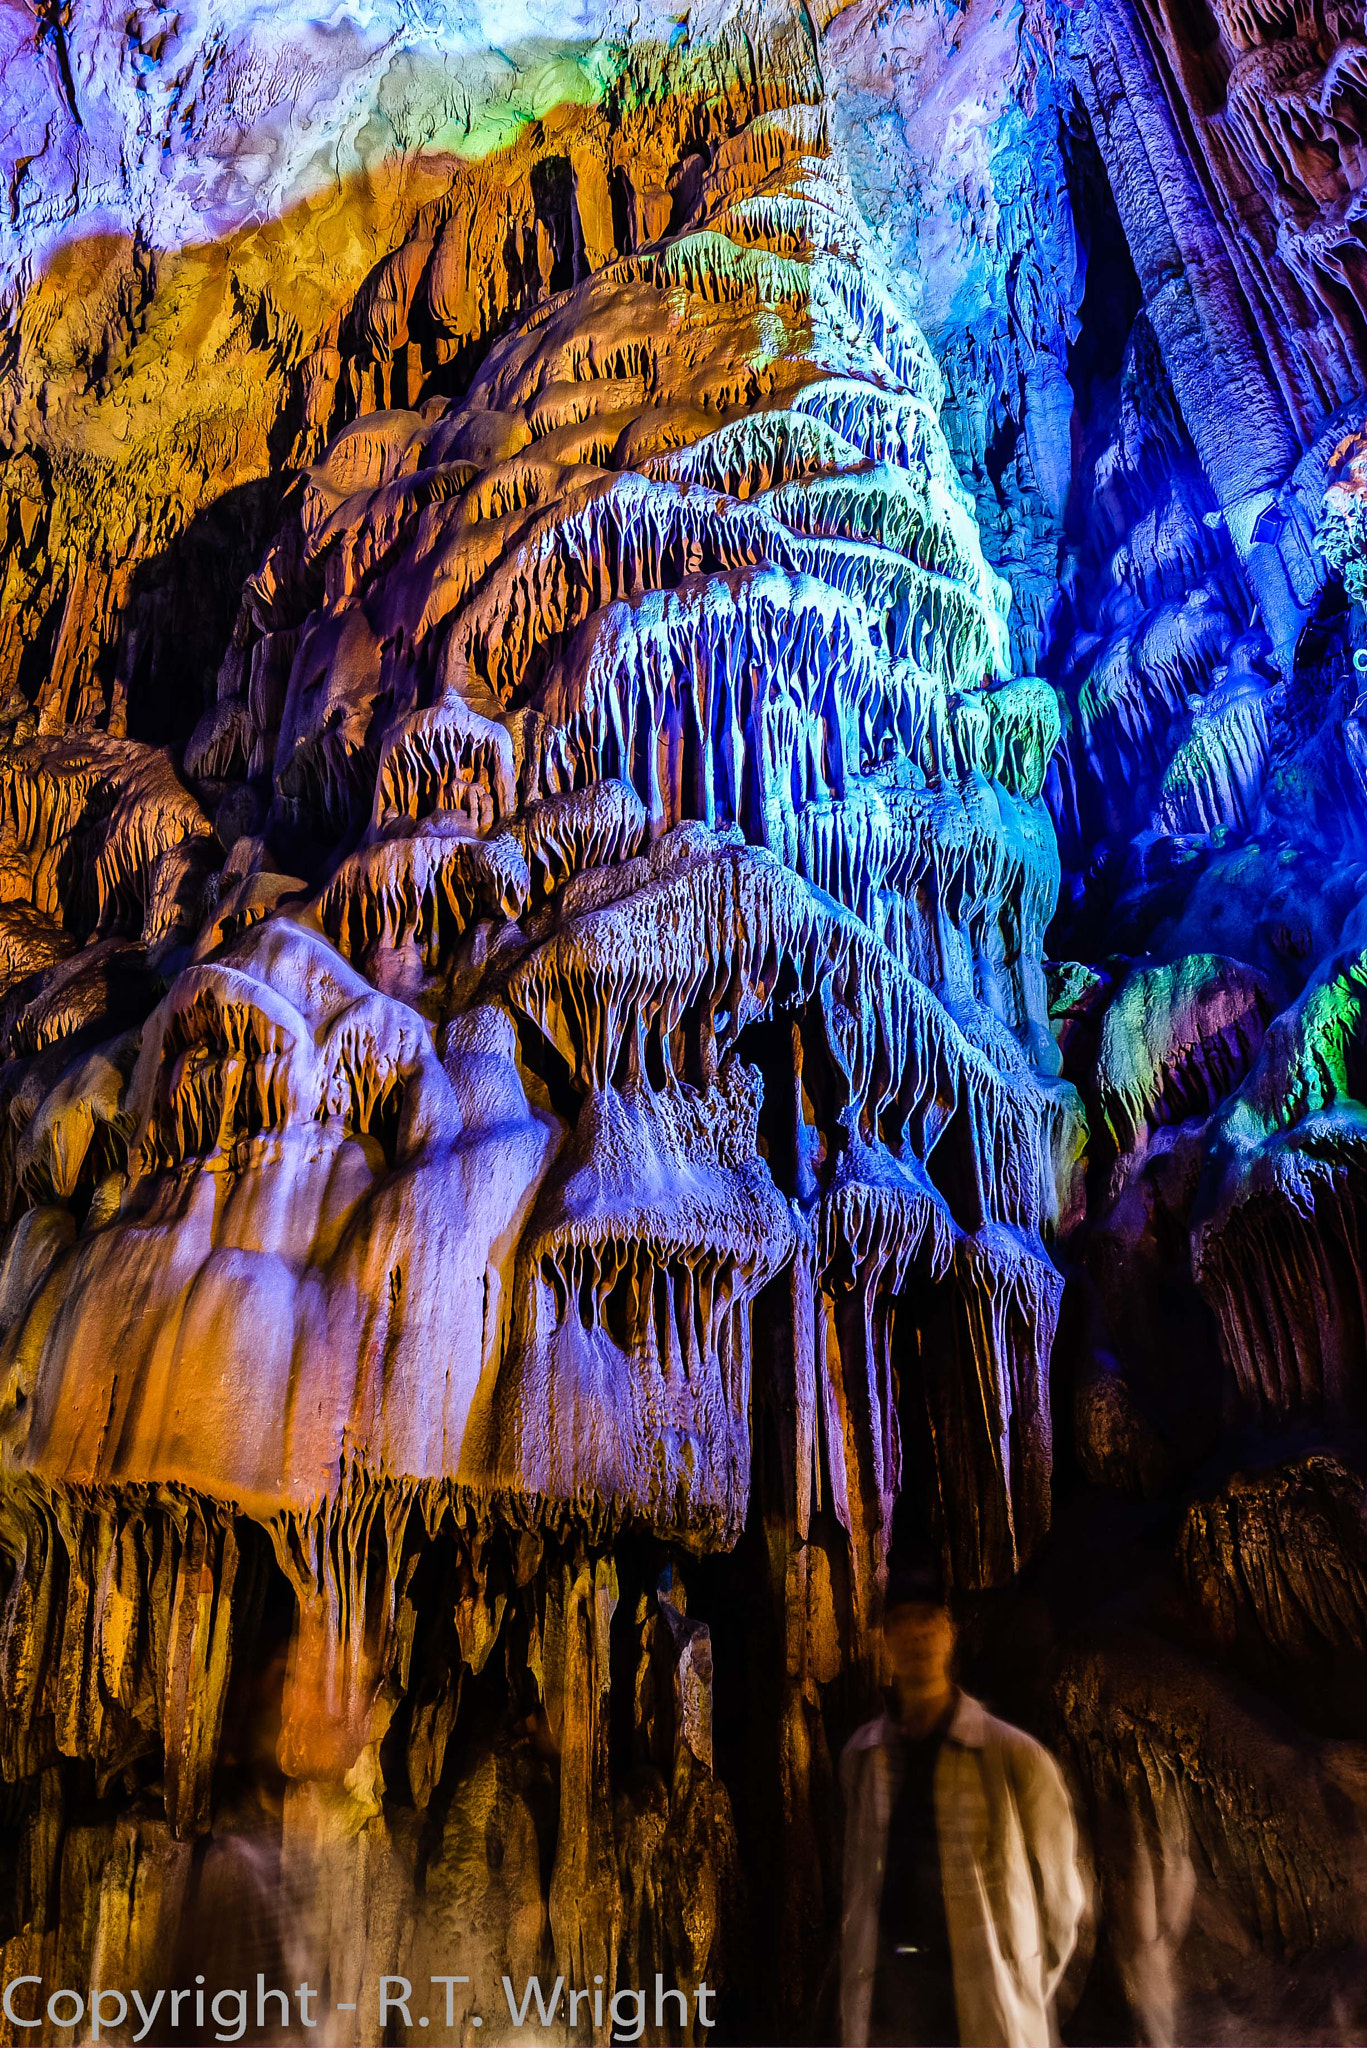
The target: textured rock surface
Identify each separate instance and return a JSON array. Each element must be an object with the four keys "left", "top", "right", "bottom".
[
  {"left": 0, "top": 3, "right": 1085, "bottom": 2038},
  {"left": 4, "top": 0, "right": 1367, "bottom": 2041}
]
